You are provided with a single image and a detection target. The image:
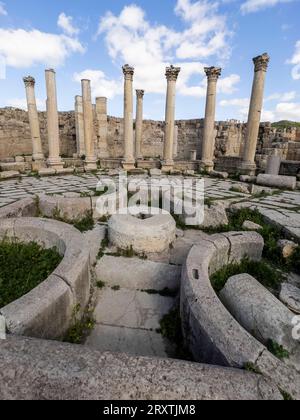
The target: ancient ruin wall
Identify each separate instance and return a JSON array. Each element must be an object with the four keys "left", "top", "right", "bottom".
[{"left": 0, "top": 107, "right": 299, "bottom": 161}]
